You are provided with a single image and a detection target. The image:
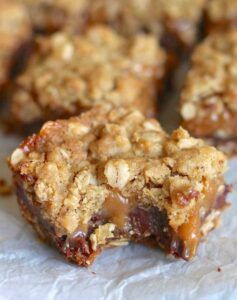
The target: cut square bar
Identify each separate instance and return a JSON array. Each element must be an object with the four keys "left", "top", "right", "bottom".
[
  {"left": 180, "top": 30, "right": 237, "bottom": 155},
  {"left": 11, "top": 25, "right": 167, "bottom": 125},
  {"left": 9, "top": 104, "right": 229, "bottom": 266}
]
